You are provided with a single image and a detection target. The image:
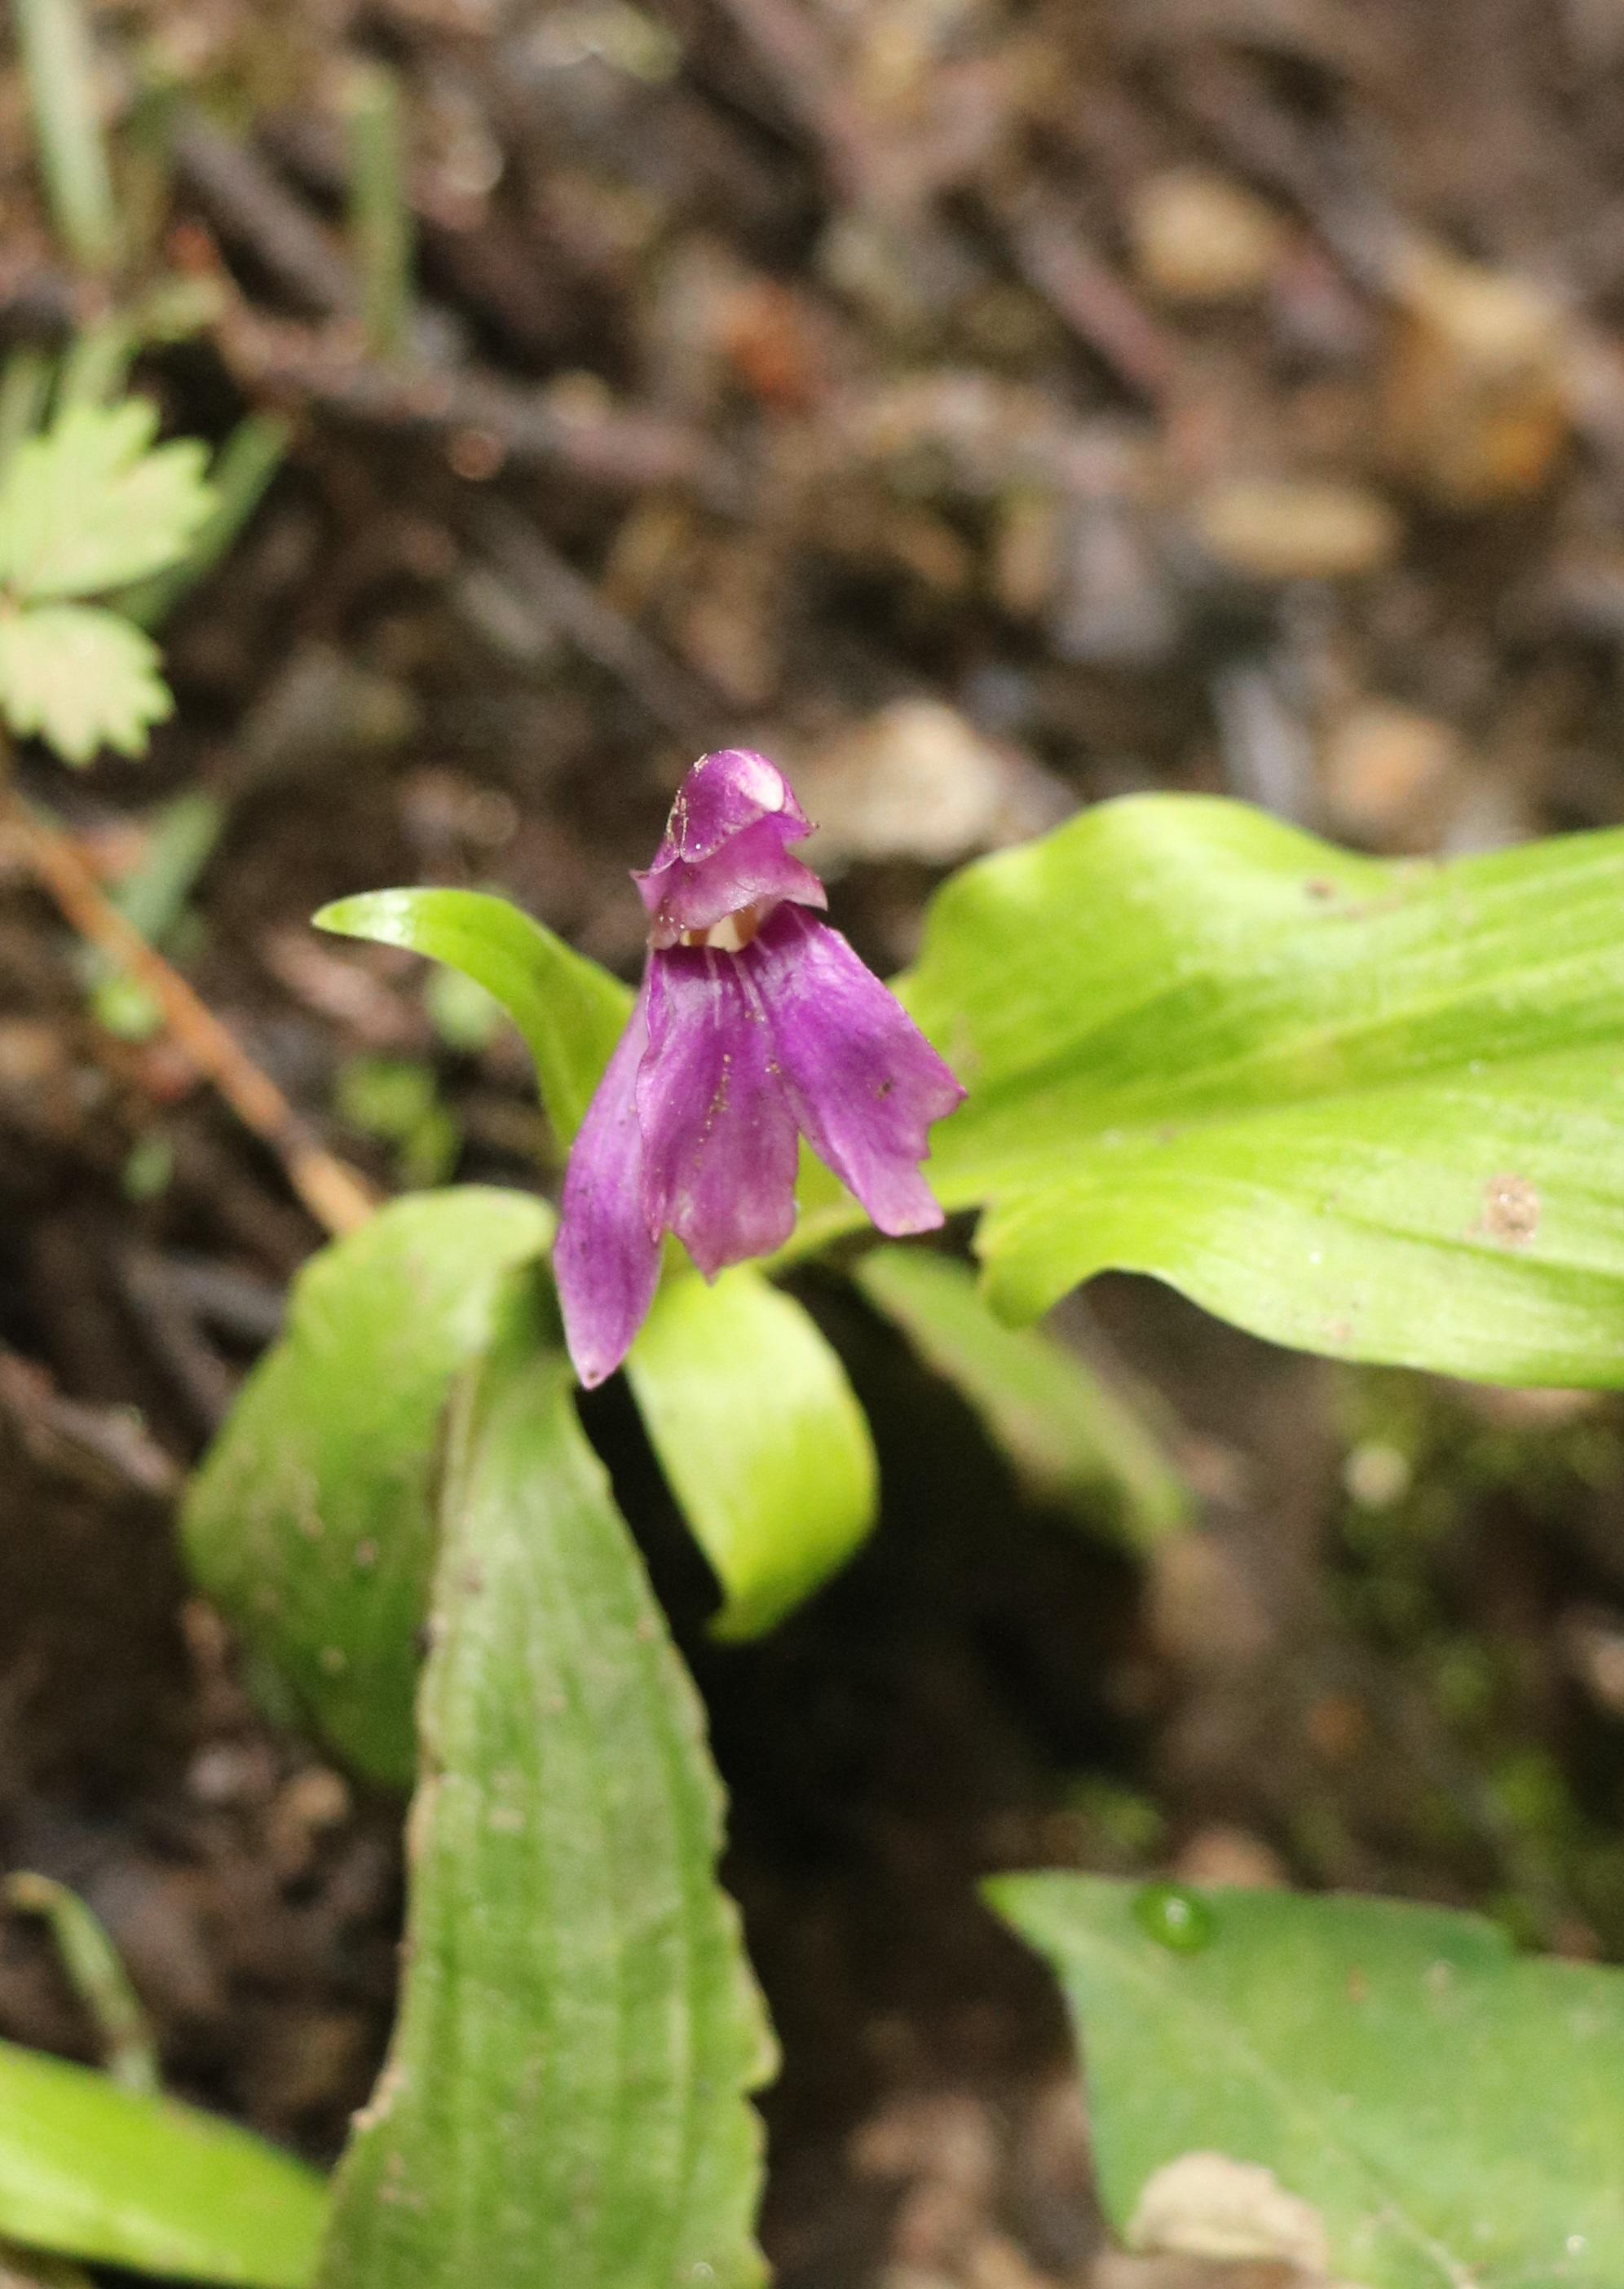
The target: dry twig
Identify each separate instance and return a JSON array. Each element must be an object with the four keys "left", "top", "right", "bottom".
[
  {"left": 7, "top": 792, "right": 376, "bottom": 1238},
  {"left": 217, "top": 306, "right": 743, "bottom": 505},
  {"left": 472, "top": 502, "right": 723, "bottom": 742},
  {"left": 172, "top": 112, "right": 360, "bottom": 320}
]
